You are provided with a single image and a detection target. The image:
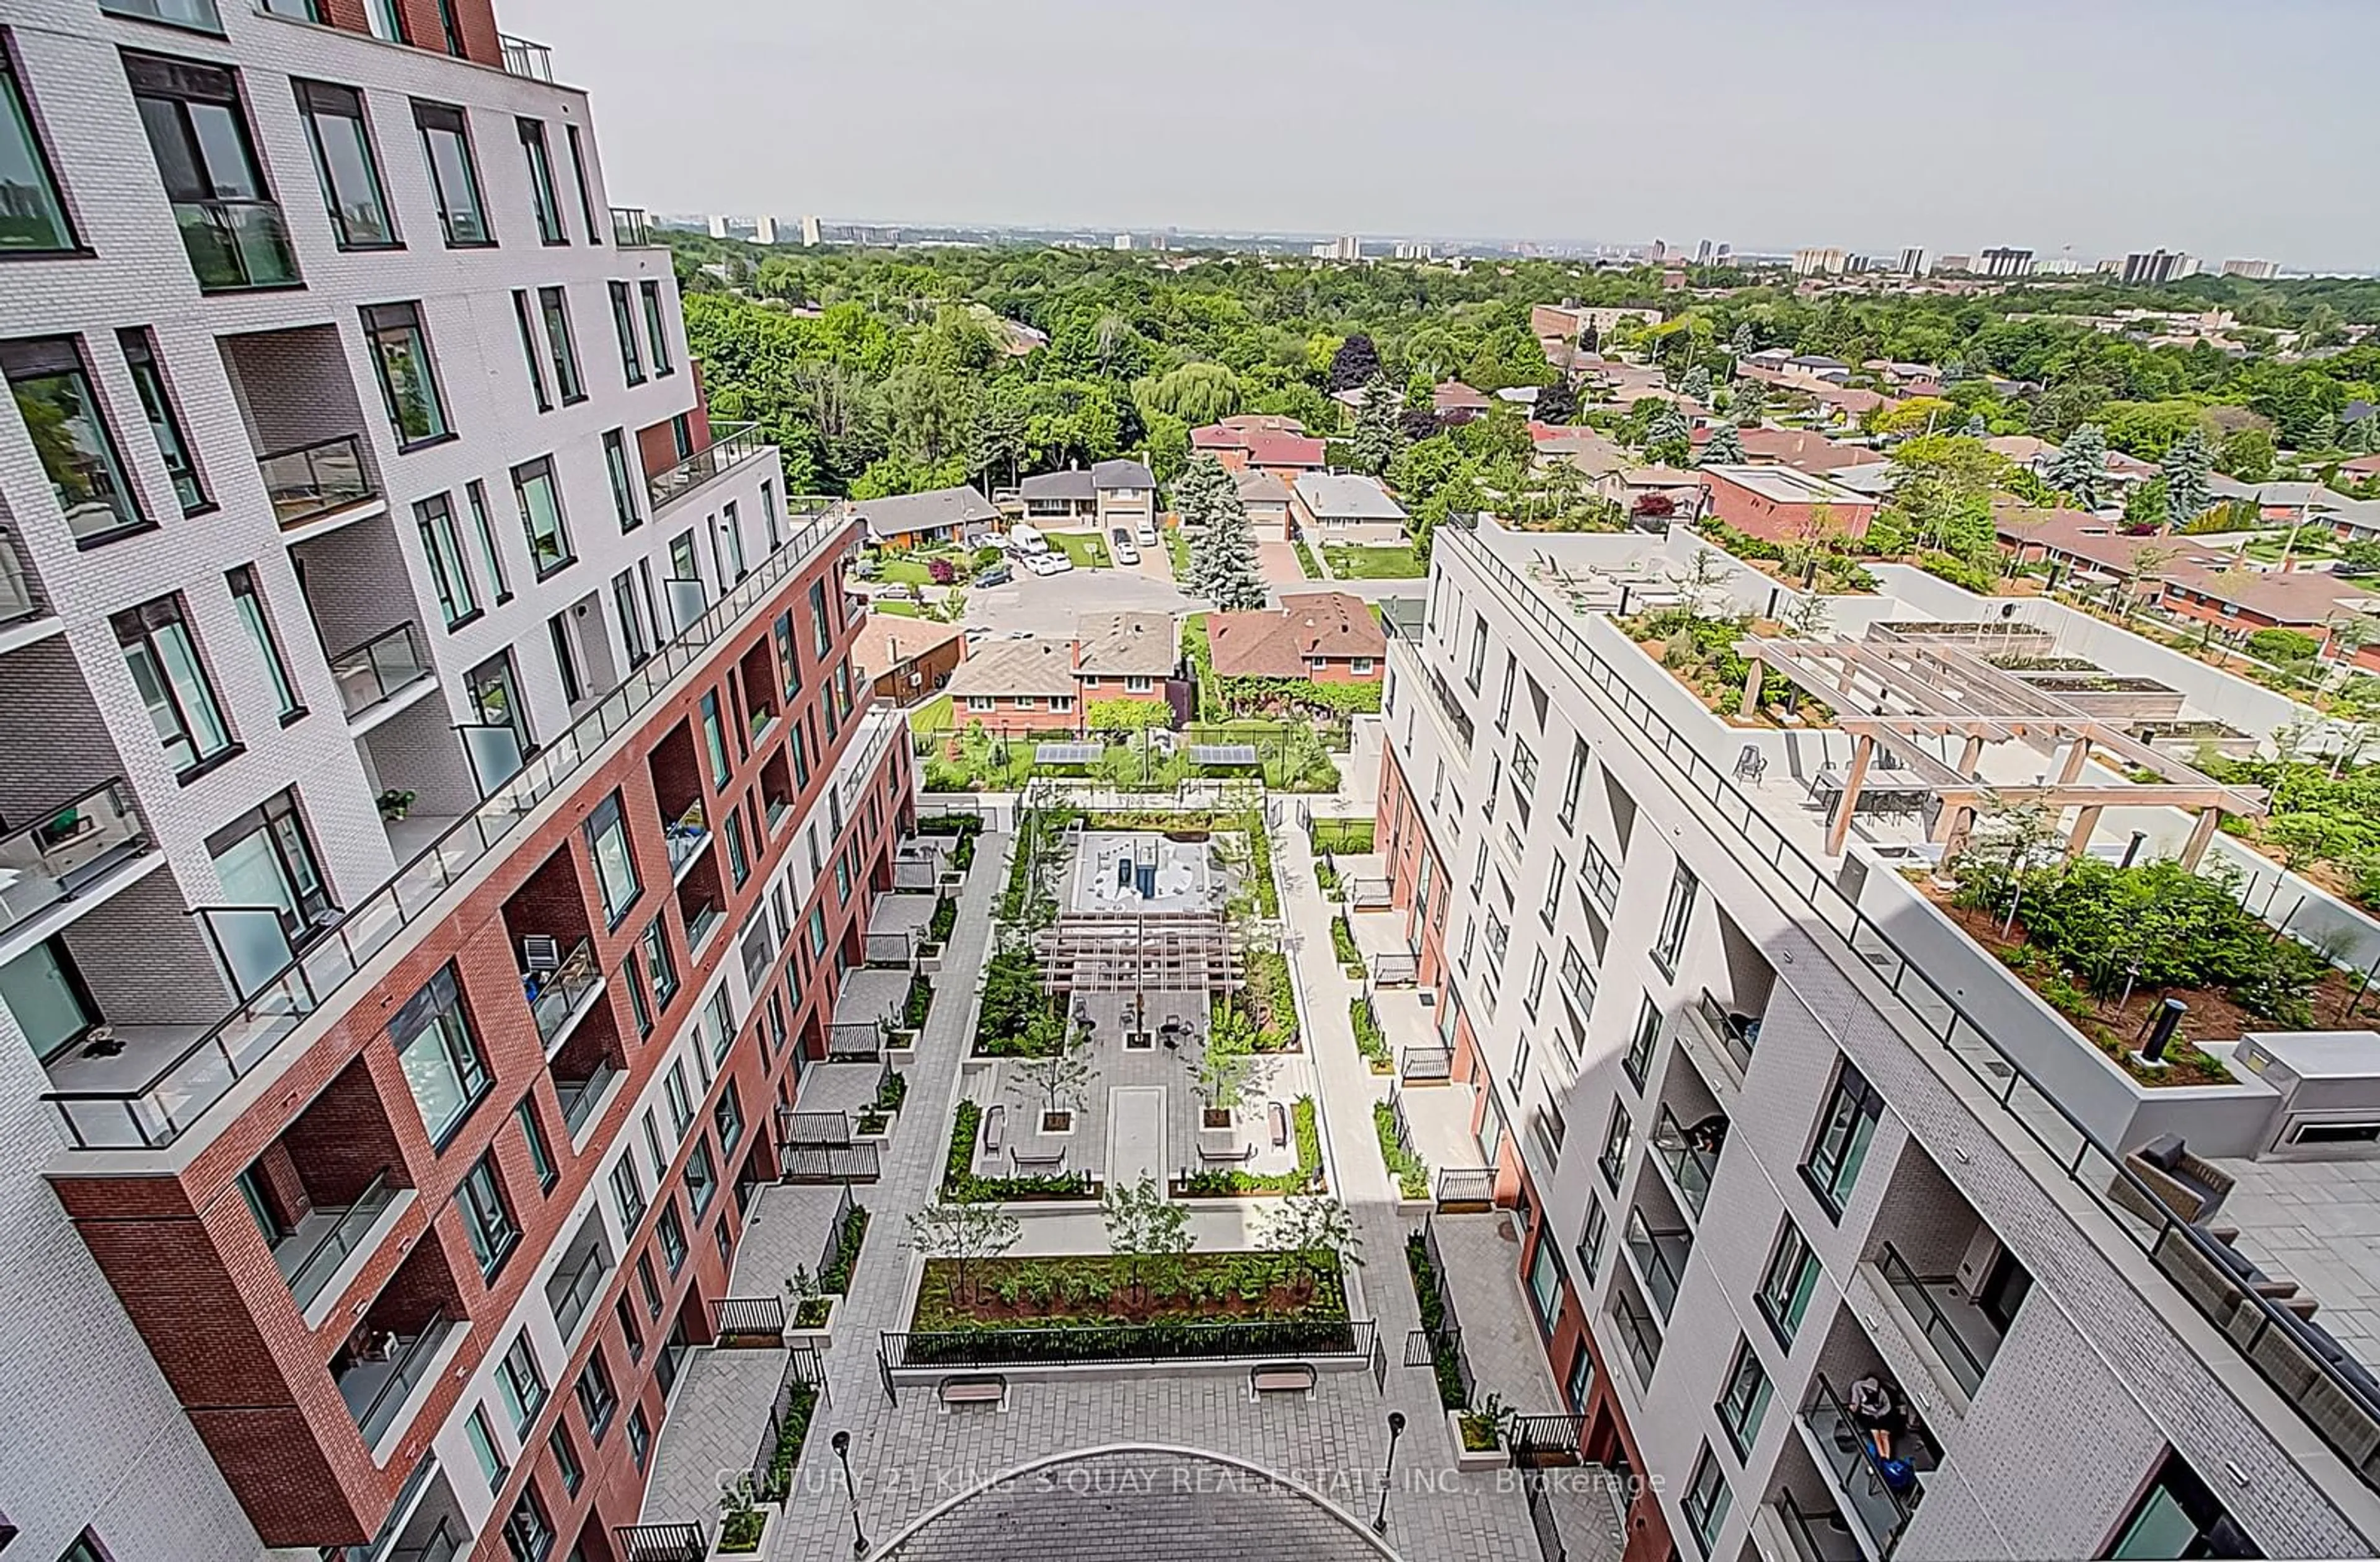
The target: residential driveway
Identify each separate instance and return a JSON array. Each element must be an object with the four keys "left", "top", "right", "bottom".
[
  {"left": 961, "top": 565, "right": 1196, "bottom": 637},
  {"left": 1256, "top": 539, "right": 1309, "bottom": 593}
]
